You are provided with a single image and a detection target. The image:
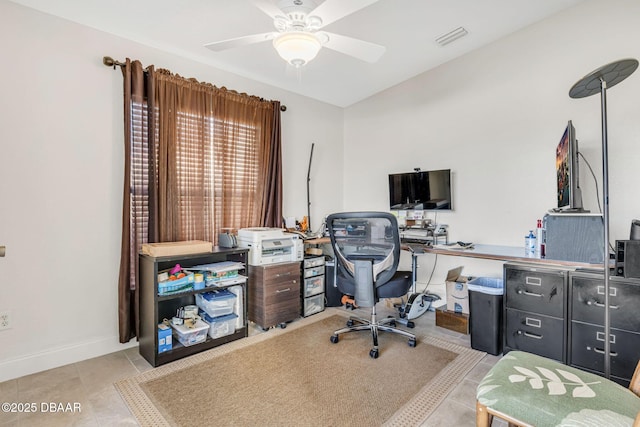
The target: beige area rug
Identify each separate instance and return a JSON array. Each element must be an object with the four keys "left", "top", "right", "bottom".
[{"left": 116, "top": 310, "right": 485, "bottom": 427}]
